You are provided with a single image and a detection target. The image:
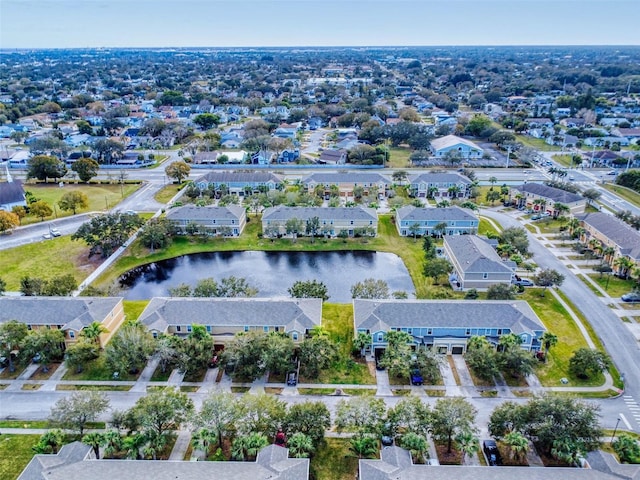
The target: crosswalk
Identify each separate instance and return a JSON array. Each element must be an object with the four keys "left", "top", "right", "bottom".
[{"left": 623, "top": 395, "right": 640, "bottom": 429}]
